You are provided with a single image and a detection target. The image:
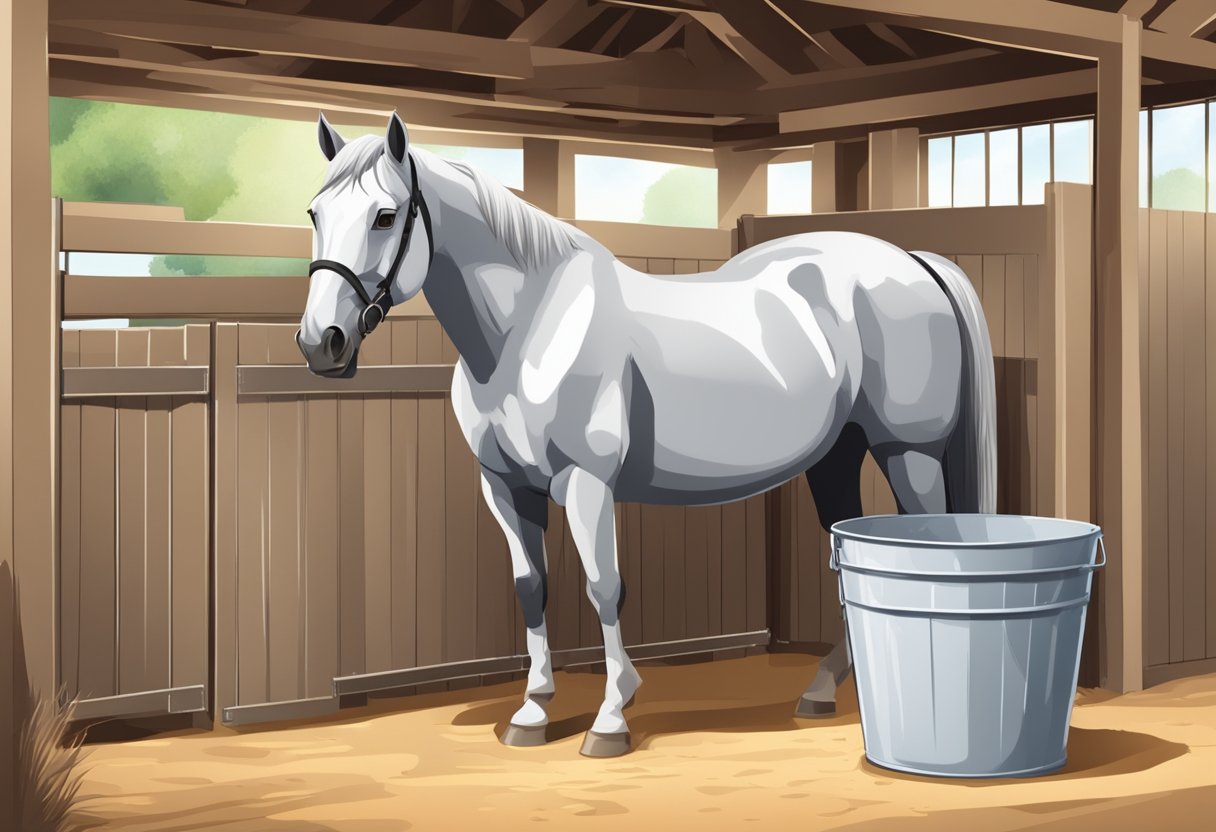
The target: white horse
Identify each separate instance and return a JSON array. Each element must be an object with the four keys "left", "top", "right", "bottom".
[{"left": 298, "top": 113, "right": 997, "bottom": 758}]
